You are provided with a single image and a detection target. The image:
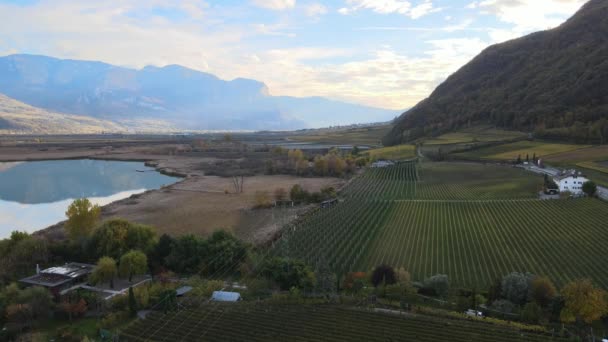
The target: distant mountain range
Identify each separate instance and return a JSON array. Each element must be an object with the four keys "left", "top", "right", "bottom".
[
  {"left": 0, "top": 94, "right": 129, "bottom": 134},
  {"left": 384, "top": 0, "right": 608, "bottom": 145},
  {"left": 0, "top": 54, "right": 397, "bottom": 132}
]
